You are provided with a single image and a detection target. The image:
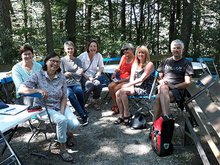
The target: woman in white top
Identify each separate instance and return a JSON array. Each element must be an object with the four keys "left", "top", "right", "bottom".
[{"left": 78, "top": 39, "right": 104, "bottom": 109}]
